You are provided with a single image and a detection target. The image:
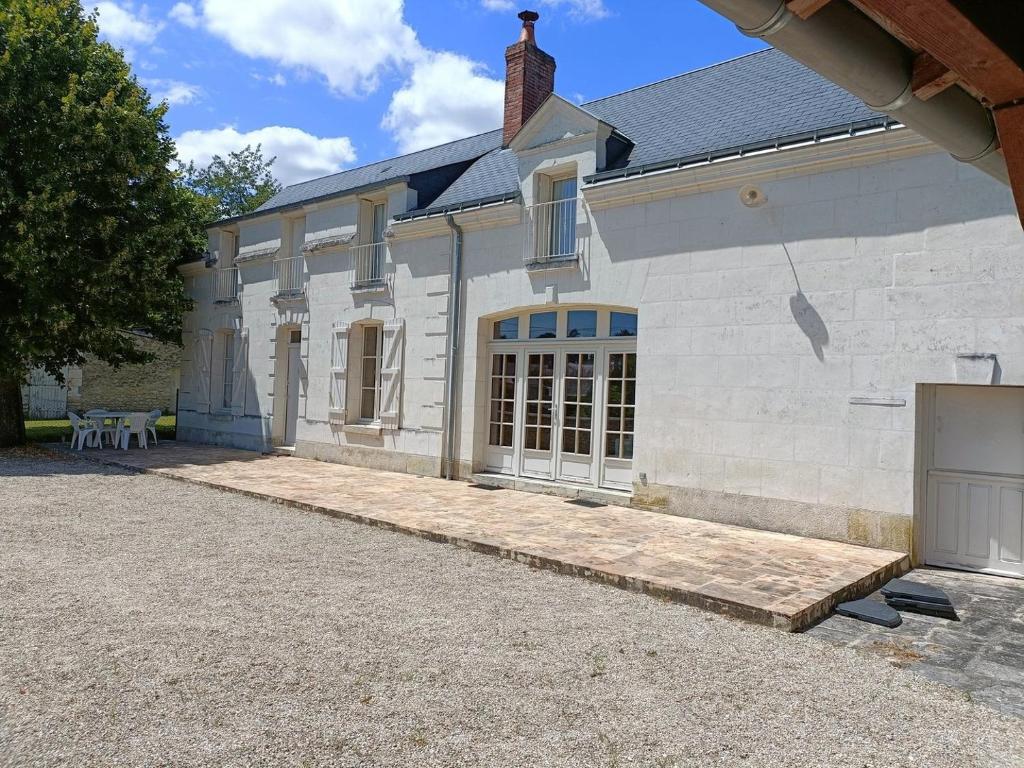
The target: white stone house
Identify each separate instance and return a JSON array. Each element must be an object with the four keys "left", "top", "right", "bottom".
[{"left": 178, "top": 16, "right": 1024, "bottom": 578}]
